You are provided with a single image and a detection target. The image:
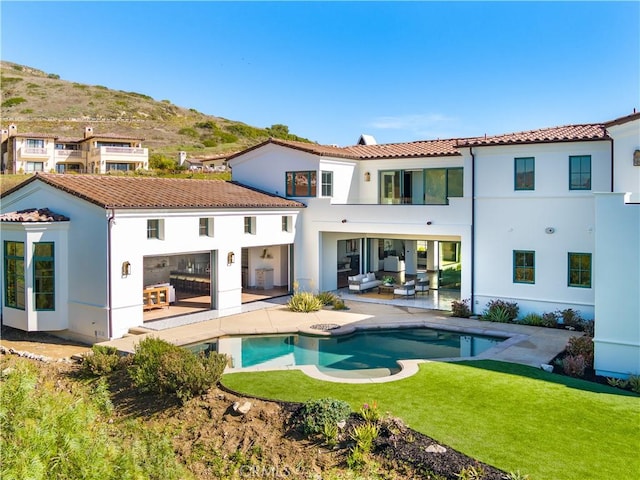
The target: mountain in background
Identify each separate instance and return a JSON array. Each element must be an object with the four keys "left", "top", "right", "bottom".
[{"left": 0, "top": 61, "right": 313, "bottom": 160}]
